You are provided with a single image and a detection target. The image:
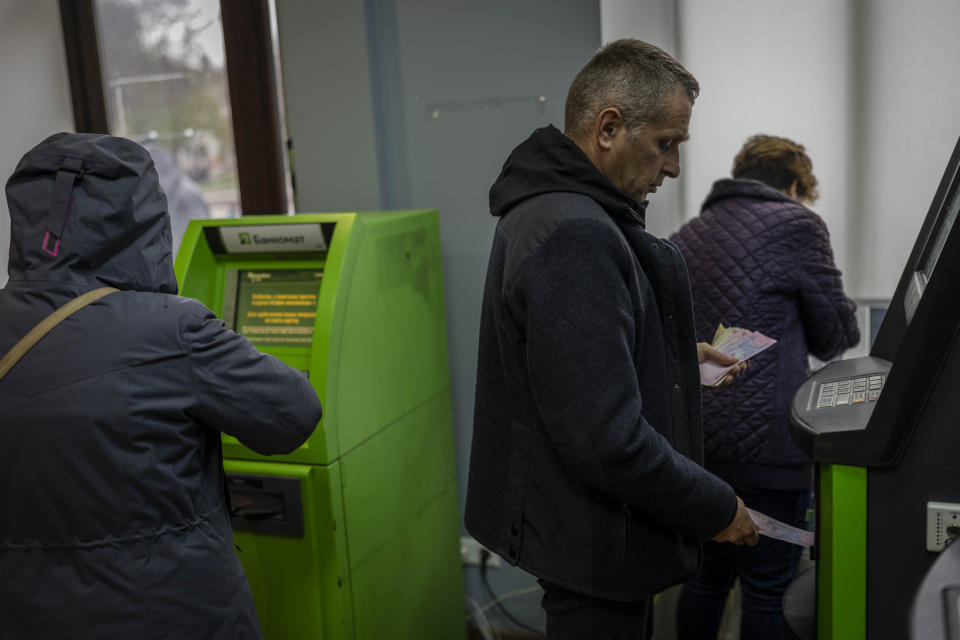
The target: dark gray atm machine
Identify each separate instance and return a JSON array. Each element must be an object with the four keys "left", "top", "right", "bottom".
[{"left": 787, "top": 135, "right": 960, "bottom": 640}]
